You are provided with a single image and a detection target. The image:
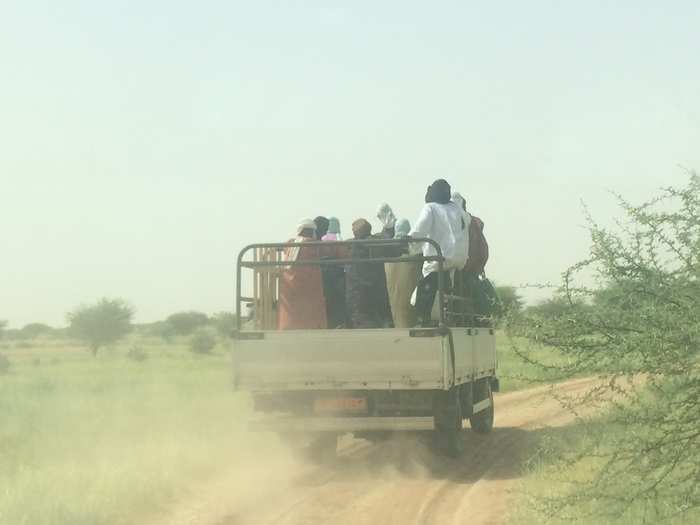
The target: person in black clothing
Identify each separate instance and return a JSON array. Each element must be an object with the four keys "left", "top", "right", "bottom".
[
  {"left": 314, "top": 215, "right": 347, "bottom": 328},
  {"left": 345, "top": 218, "right": 393, "bottom": 329}
]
